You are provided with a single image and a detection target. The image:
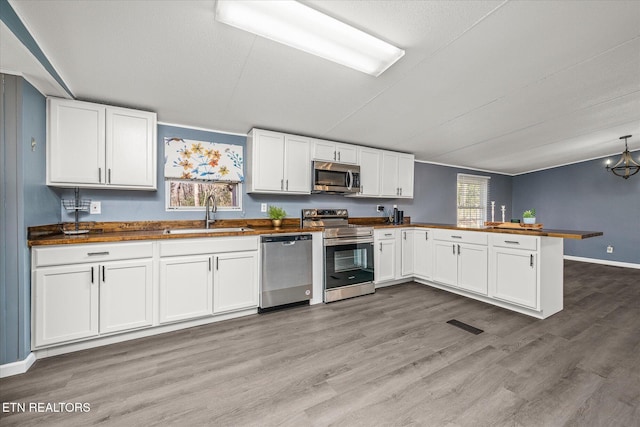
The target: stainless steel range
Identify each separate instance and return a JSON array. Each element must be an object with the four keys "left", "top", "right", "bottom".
[{"left": 302, "top": 209, "right": 375, "bottom": 302}]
